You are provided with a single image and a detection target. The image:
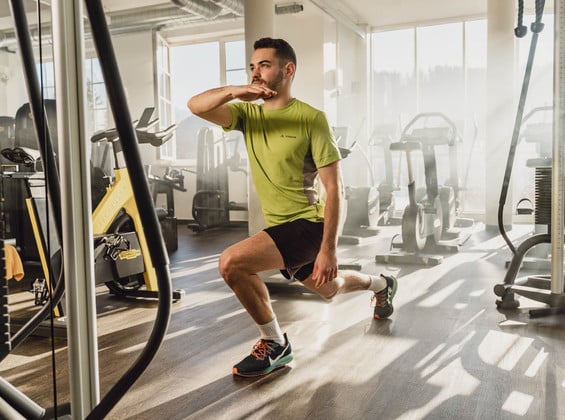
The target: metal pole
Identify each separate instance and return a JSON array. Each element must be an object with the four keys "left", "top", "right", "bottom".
[
  {"left": 552, "top": 0, "right": 565, "bottom": 296},
  {"left": 52, "top": 0, "right": 100, "bottom": 416}
]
